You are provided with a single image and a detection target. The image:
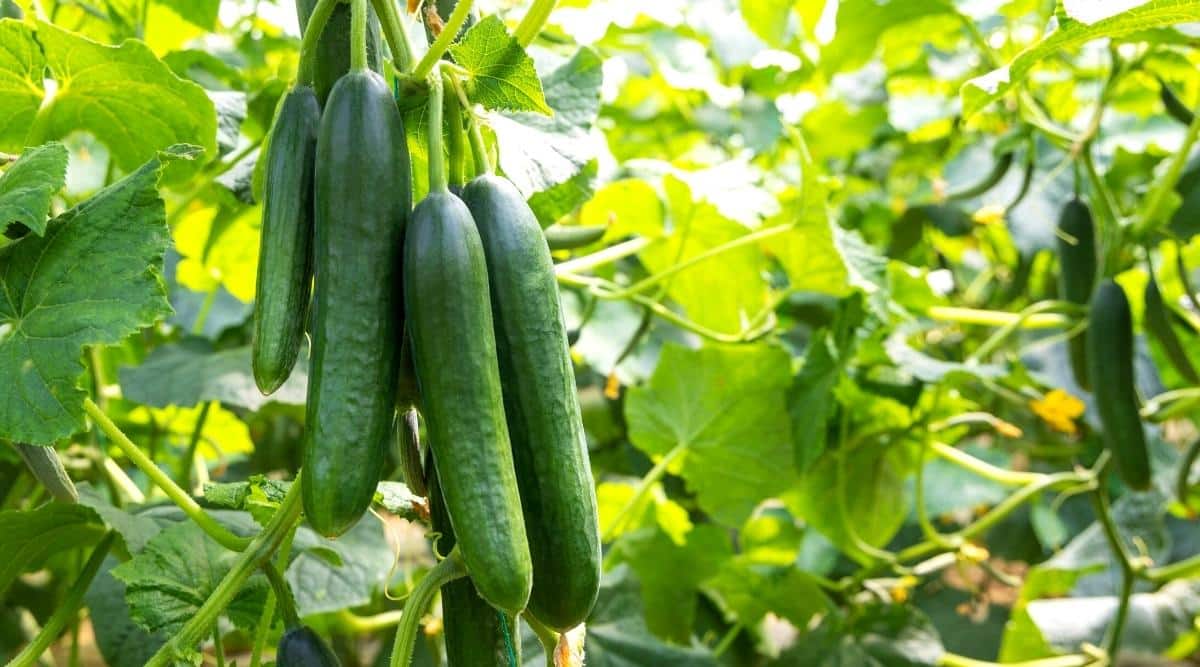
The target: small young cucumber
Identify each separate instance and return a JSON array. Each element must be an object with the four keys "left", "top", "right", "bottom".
[
  {"left": 277, "top": 626, "right": 341, "bottom": 667},
  {"left": 252, "top": 85, "right": 320, "bottom": 395},
  {"left": 304, "top": 70, "right": 410, "bottom": 538},
  {"left": 404, "top": 190, "right": 532, "bottom": 614},
  {"left": 462, "top": 175, "right": 601, "bottom": 631},
  {"left": 1087, "top": 280, "right": 1152, "bottom": 491},
  {"left": 1056, "top": 198, "right": 1097, "bottom": 390}
]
